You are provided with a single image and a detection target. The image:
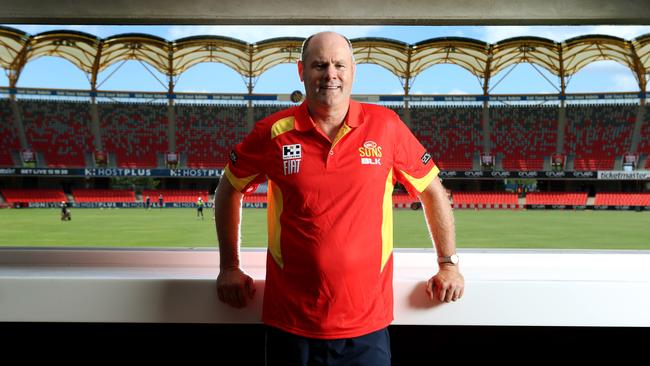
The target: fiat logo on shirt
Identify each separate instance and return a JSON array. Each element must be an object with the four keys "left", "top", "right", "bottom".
[
  {"left": 359, "top": 141, "right": 382, "bottom": 166},
  {"left": 282, "top": 144, "right": 302, "bottom": 175}
]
